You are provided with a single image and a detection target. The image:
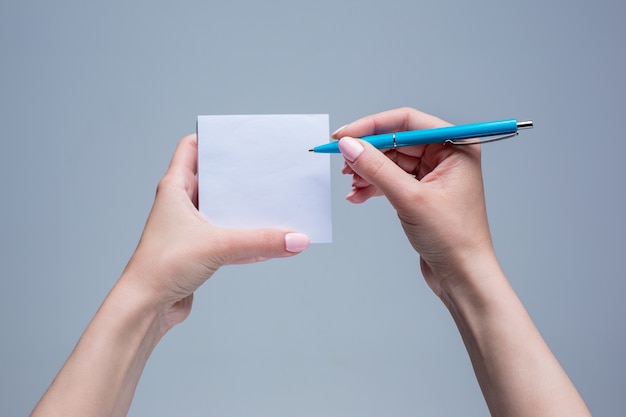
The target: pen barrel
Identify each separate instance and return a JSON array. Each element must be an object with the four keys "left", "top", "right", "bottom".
[
  {"left": 361, "top": 133, "right": 397, "bottom": 150},
  {"left": 394, "top": 119, "right": 519, "bottom": 147},
  {"left": 311, "top": 119, "right": 524, "bottom": 153}
]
